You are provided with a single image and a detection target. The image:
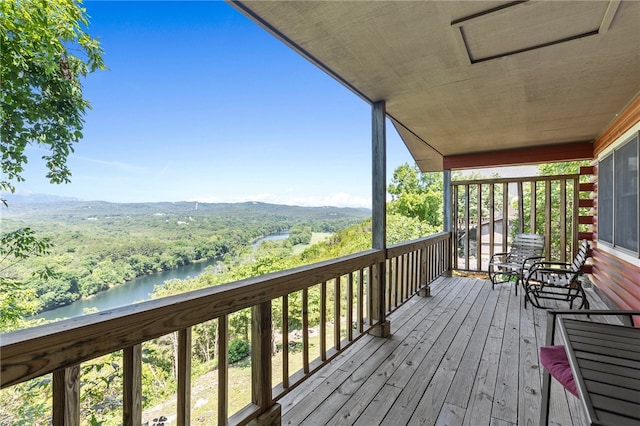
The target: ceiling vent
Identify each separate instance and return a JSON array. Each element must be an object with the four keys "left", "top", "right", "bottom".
[{"left": 452, "top": 0, "right": 621, "bottom": 64}]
